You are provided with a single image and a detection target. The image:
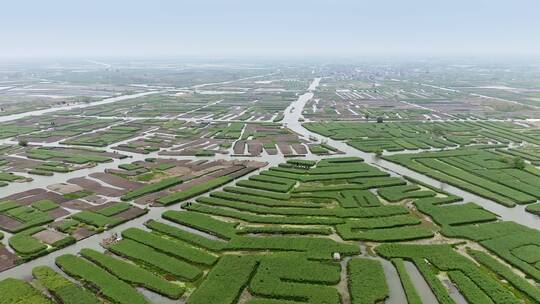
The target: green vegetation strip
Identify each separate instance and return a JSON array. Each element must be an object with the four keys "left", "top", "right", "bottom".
[
  {"left": 347, "top": 258, "right": 388, "bottom": 304},
  {"left": 157, "top": 176, "right": 233, "bottom": 205},
  {"left": 121, "top": 176, "right": 183, "bottom": 201},
  {"left": 9, "top": 227, "right": 47, "bottom": 256},
  {"left": 392, "top": 259, "right": 422, "bottom": 304},
  {"left": 145, "top": 219, "right": 226, "bottom": 251},
  {"left": 80, "top": 248, "right": 185, "bottom": 299},
  {"left": 72, "top": 210, "right": 123, "bottom": 227},
  {"left": 96, "top": 203, "right": 131, "bottom": 216},
  {"left": 249, "top": 254, "right": 341, "bottom": 303},
  {"left": 31, "top": 200, "right": 59, "bottom": 211},
  {"left": 32, "top": 266, "right": 100, "bottom": 304},
  {"left": 0, "top": 278, "right": 52, "bottom": 304},
  {"left": 447, "top": 270, "right": 493, "bottom": 304},
  {"left": 121, "top": 227, "right": 218, "bottom": 265},
  {"left": 468, "top": 249, "right": 540, "bottom": 302},
  {"left": 55, "top": 254, "right": 149, "bottom": 304},
  {"left": 237, "top": 225, "right": 332, "bottom": 235},
  {"left": 377, "top": 244, "right": 519, "bottom": 304},
  {"left": 187, "top": 255, "right": 258, "bottom": 304},
  {"left": 108, "top": 239, "right": 202, "bottom": 281},
  {"left": 163, "top": 210, "right": 238, "bottom": 239}
]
